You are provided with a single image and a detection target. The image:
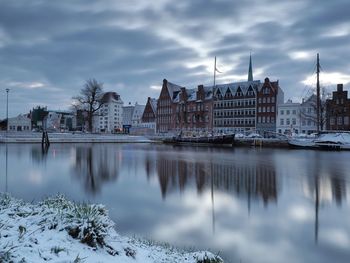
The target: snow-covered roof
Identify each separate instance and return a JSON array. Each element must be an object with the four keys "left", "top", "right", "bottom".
[
  {"left": 150, "top": 98, "right": 158, "bottom": 113},
  {"left": 166, "top": 81, "right": 183, "bottom": 101},
  {"left": 209, "top": 80, "right": 261, "bottom": 97},
  {"left": 173, "top": 86, "right": 213, "bottom": 103}
]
